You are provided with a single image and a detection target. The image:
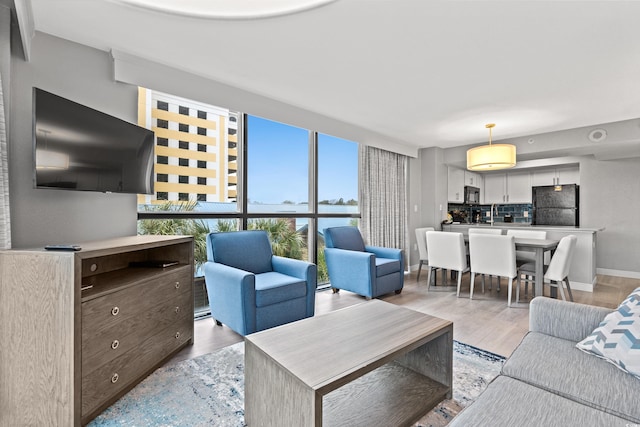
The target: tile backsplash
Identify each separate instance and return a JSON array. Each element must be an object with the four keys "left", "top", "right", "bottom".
[{"left": 448, "top": 203, "right": 533, "bottom": 224}]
